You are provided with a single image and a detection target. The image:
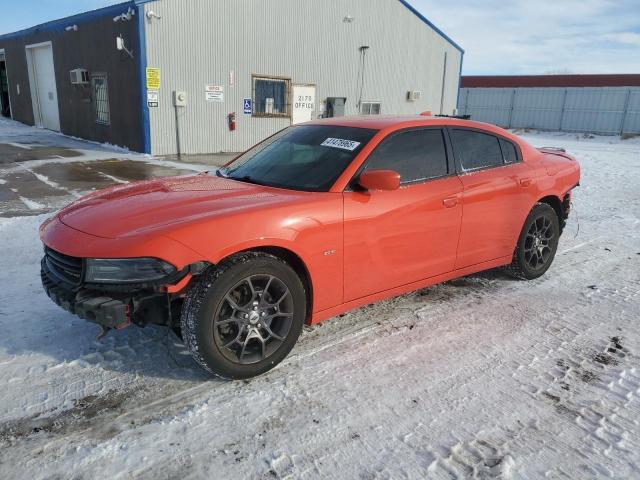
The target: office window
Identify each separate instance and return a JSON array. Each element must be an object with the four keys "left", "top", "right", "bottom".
[
  {"left": 360, "top": 102, "right": 381, "bottom": 115},
  {"left": 253, "top": 76, "right": 291, "bottom": 117},
  {"left": 92, "top": 73, "right": 110, "bottom": 125}
]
